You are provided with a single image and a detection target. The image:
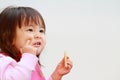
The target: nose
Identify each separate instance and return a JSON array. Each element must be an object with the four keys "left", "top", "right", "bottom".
[{"left": 34, "top": 32, "right": 41, "bottom": 39}]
